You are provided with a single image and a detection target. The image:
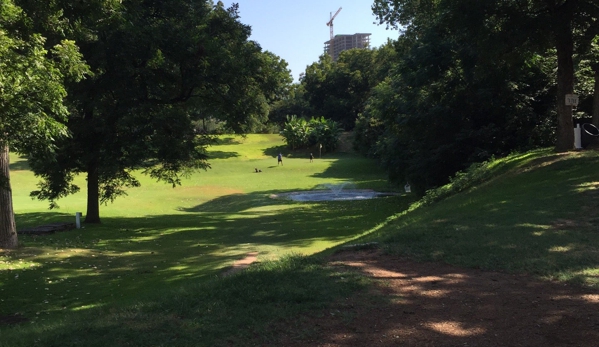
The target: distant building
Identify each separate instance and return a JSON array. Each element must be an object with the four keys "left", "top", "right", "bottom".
[{"left": 324, "top": 33, "right": 371, "bottom": 61}]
